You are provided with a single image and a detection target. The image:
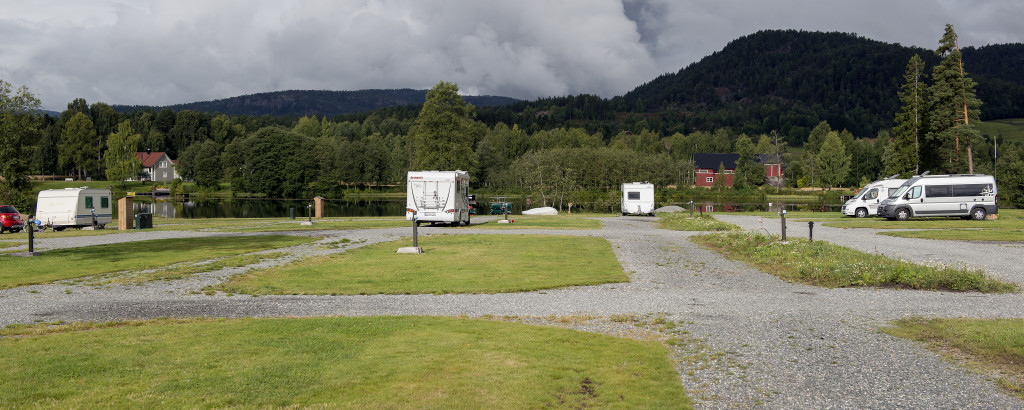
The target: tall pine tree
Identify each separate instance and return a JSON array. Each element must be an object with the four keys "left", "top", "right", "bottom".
[
  {"left": 926, "top": 24, "right": 982, "bottom": 173},
  {"left": 888, "top": 54, "right": 927, "bottom": 177}
]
